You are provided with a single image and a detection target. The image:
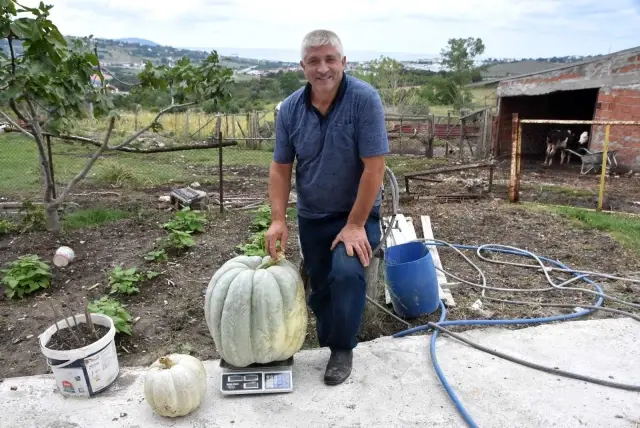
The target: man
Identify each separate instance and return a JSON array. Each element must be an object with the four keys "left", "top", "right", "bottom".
[{"left": 265, "top": 29, "right": 389, "bottom": 386}]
